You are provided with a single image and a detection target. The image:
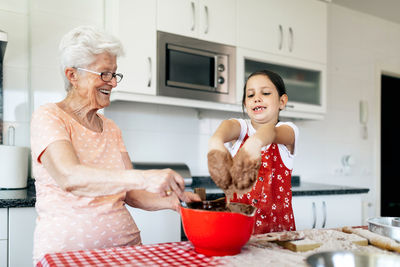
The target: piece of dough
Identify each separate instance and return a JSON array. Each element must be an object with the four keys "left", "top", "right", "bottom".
[
  {"left": 207, "top": 149, "right": 233, "bottom": 190},
  {"left": 342, "top": 226, "right": 400, "bottom": 253},
  {"left": 230, "top": 149, "right": 260, "bottom": 190}
]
